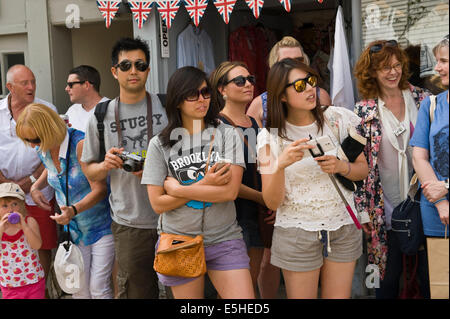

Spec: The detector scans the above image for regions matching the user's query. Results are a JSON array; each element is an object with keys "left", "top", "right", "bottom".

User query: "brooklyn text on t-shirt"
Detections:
[
  {"left": 167, "top": 126, "right": 259, "bottom": 164},
  {"left": 169, "top": 150, "right": 221, "bottom": 174},
  {"left": 109, "top": 114, "right": 165, "bottom": 132}
]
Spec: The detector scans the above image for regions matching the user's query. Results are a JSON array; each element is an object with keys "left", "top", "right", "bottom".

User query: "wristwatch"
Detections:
[
  {"left": 29, "top": 175, "right": 37, "bottom": 184},
  {"left": 445, "top": 178, "right": 449, "bottom": 190}
]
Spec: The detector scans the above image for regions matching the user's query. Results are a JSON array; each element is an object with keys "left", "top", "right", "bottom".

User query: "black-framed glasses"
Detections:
[
  {"left": 24, "top": 137, "right": 41, "bottom": 144},
  {"left": 285, "top": 74, "right": 318, "bottom": 93},
  {"left": 115, "top": 60, "right": 149, "bottom": 72},
  {"left": 225, "top": 75, "right": 256, "bottom": 87},
  {"left": 185, "top": 87, "right": 211, "bottom": 102},
  {"left": 66, "top": 81, "right": 86, "bottom": 88},
  {"left": 369, "top": 40, "right": 398, "bottom": 54}
]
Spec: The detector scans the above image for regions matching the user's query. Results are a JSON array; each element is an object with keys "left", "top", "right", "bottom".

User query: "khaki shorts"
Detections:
[
  {"left": 111, "top": 221, "right": 159, "bottom": 299},
  {"left": 271, "top": 224, "right": 362, "bottom": 272}
]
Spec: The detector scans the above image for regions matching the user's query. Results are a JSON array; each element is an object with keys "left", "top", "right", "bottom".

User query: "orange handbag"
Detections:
[{"left": 153, "top": 233, "right": 207, "bottom": 278}]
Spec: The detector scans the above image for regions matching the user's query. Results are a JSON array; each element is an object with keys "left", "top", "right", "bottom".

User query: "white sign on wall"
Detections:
[{"left": 160, "top": 16, "right": 170, "bottom": 58}]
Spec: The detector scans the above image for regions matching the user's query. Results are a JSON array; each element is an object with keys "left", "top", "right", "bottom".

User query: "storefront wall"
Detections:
[{"left": 136, "top": 0, "right": 354, "bottom": 95}]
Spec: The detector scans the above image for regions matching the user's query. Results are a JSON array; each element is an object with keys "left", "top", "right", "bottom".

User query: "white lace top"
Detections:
[{"left": 257, "top": 106, "right": 370, "bottom": 231}]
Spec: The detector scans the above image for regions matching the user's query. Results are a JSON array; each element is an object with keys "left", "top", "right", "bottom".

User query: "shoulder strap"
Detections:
[
  {"left": 323, "top": 113, "right": 340, "bottom": 144},
  {"left": 94, "top": 99, "right": 111, "bottom": 161},
  {"left": 157, "top": 93, "right": 166, "bottom": 108},
  {"left": 429, "top": 95, "right": 436, "bottom": 124}
]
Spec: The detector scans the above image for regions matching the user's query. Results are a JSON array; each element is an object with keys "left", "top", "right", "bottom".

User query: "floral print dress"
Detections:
[{"left": 354, "top": 84, "right": 429, "bottom": 280}]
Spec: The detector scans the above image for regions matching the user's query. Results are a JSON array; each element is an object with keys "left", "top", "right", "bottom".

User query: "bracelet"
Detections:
[
  {"left": 341, "top": 160, "right": 351, "bottom": 177},
  {"left": 71, "top": 205, "right": 78, "bottom": 216},
  {"left": 433, "top": 197, "right": 448, "bottom": 205}
]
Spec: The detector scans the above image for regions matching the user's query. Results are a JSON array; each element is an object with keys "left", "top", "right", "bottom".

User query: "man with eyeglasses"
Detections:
[
  {"left": 81, "top": 37, "right": 168, "bottom": 299},
  {"left": 0, "top": 64, "right": 58, "bottom": 290},
  {"left": 65, "top": 65, "right": 109, "bottom": 132}
]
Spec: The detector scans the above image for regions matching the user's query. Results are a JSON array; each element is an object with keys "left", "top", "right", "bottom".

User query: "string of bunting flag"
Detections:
[{"left": 97, "top": 0, "right": 326, "bottom": 29}]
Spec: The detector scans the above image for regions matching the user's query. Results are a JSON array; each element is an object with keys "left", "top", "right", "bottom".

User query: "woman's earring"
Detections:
[{"left": 223, "top": 95, "right": 227, "bottom": 101}]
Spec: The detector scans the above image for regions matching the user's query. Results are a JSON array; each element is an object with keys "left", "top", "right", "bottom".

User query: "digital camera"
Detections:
[
  {"left": 306, "top": 135, "right": 335, "bottom": 158},
  {"left": 116, "top": 151, "right": 145, "bottom": 172}
]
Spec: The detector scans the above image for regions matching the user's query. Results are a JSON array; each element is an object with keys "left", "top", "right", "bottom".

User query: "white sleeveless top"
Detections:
[{"left": 257, "top": 106, "right": 370, "bottom": 231}]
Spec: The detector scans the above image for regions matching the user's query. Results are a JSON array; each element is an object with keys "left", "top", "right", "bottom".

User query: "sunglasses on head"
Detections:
[
  {"left": 285, "top": 74, "right": 318, "bottom": 93},
  {"left": 369, "top": 40, "right": 398, "bottom": 54},
  {"left": 66, "top": 81, "right": 87, "bottom": 89},
  {"left": 24, "top": 137, "right": 41, "bottom": 144},
  {"left": 115, "top": 60, "right": 149, "bottom": 72},
  {"left": 225, "top": 75, "right": 256, "bottom": 87},
  {"left": 185, "top": 86, "right": 211, "bottom": 102}
]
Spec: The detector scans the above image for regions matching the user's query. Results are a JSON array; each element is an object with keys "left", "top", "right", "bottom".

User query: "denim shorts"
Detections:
[{"left": 156, "top": 238, "right": 250, "bottom": 287}]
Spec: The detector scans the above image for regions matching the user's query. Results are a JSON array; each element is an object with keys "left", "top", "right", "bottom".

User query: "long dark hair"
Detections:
[
  {"left": 159, "top": 66, "right": 220, "bottom": 147},
  {"left": 266, "top": 58, "right": 327, "bottom": 140}
]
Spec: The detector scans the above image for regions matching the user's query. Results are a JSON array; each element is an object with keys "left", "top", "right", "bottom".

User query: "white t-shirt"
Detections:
[
  {"left": 0, "top": 96, "right": 56, "bottom": 205},
  {"left": 257, "top": 106, "right": 369, "bottom": 231},
  {"left": 65, "top": 97, "right": 109, "bottom": 132}
]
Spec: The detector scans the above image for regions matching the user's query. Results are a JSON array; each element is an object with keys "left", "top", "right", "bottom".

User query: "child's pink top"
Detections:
[{"left": 0, "top": 219, "right": 44, "bottom": 288}]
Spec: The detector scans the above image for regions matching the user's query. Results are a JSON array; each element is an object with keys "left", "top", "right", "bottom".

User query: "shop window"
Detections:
[
  {"left": 0, "top": 52, "right": 25, "bottom": 97},
  {"left": 361, "top": 0, "right": 449, "bottom": 93}
]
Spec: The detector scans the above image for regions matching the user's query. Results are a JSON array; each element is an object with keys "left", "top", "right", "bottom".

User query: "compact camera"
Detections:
[
  {"left": 305, "top": 135, "right": 335, "bottom": 158},
  {"left": 116, "top": 151, "right": 145, "bottom": 172}
]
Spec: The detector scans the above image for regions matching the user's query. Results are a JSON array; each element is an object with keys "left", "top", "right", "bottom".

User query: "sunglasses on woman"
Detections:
[
  {"left": 24, "top": 137, "right": 41, "bottom": 144},
  {"left": 285, "top": 74, "right": 318, "bottom": 93},
  {"left": 185, "top": 87, "right": 211, "bottom": 102},
  {"left": 115, "top": 60, "right": 149, "bottom": 72},
  {"left": 369, "top": 40, "right": 398, "bottom": 54},
  {"left": 225, "top": 75, "right": 256, "bottom": 87}
]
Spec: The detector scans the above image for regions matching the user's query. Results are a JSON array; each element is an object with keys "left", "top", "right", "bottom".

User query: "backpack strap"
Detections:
[
  {"left": 94, "top": 99, "right": 111, "bottom": 162},
  {"left": 429, "top": 95, "right": 436, "bottom": 124},
  {"left": 94, "top": 94, "right": 164, "bottom": 162},
  {"left": 157, "top": 93, "right": 166, "bottom": 108}
]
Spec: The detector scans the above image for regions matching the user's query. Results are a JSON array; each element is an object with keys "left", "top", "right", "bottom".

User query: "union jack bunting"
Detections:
[
  {"left": 213, "top": 0, "right": 236, "bottom": 24},
  {"left": 278, "top": 0, "right": 291, "bottom": 12},
  {"left": 128, "top": 0, "right": 154, "bottom": 29},
  {"left": 96, "top": 0, "right": 121, "bottom": 28},
  {"left": 244, "top": 0, "right": 264, "bottom": 19},
  {"left": 184, "top": 0, "right": 209, "bottom": 27},
  {"left": 155, "top": 0, "right": 180, "bottom": 29}
]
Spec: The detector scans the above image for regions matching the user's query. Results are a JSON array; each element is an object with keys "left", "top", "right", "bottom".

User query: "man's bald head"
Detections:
[
  {"left": 6, "top": 65, "right": 34, "bottom": 84},
  {"left": 6, "top": 65, "right": 36, "bottom": 108}
]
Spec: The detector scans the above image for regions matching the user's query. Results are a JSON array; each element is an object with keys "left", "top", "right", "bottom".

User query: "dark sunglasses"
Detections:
[
  {"left": 115, "top": 60, "right": 149, "bottom": 72},
  {"left": 225, "top": 75, "right": 256, "bottom": 87},
  {"left": 186, "top": 86, "right": 211, "bottom": 102},
  {"left": 369, "top": 40, "right": 398, "bottom": 54},
  {"left": 24, "top": 137, "right": 41, "bottom": 144},
  {"left": 66, "top": 81, "right": 87, "bottom": 89},
  {"left": 285, "top": 74, "right": 318, "bottom": 93}
]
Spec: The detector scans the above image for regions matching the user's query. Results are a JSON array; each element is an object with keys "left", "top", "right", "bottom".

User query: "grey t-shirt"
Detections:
[
  {"left": 141, "top": 123, "right": 246, "bottom": 245},
  {"left": 81, "top": 94, "right": 168, "bottom": 229}
]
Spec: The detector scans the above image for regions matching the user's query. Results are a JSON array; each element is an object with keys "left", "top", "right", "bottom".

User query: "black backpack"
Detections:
[{"left": 93, "top": 94, "right": 166, "bottom": 161}]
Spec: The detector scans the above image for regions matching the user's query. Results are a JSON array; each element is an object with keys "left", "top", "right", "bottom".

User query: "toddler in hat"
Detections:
[{"left": 0, "top": 182, "right": 45, "bottom": 299}]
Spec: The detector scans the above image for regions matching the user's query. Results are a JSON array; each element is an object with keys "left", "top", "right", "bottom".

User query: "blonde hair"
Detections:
[
  {"left": 209, "top": 61, "right": 248, "bottom": 110},
  {"left": 433, "top": 35, "right": 449, "bottom": 56},
  {"left": 268, "top": 36, "right": 310, "bottom": 68},
  {"left": 0, "top": 197, "right": 28, "bottom": 217},
  {"left": 16, "top": 103, "right": 67, "bottom": 152}
]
